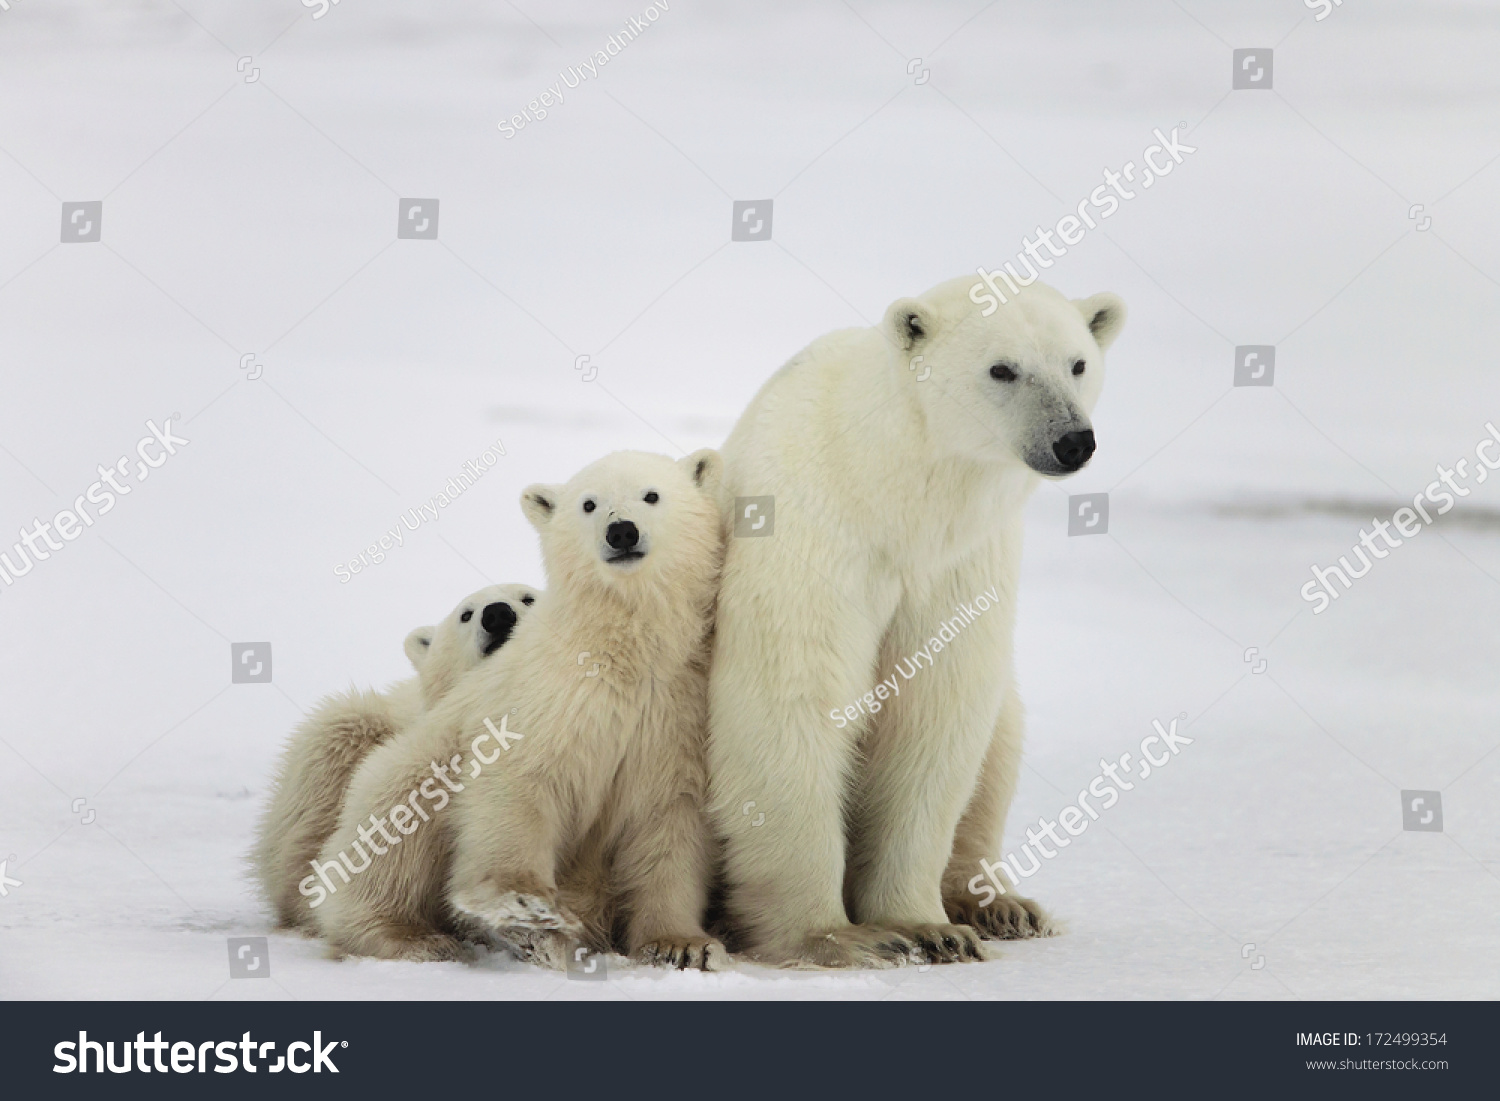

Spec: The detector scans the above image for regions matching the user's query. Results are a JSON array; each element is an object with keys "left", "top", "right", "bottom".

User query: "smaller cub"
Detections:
[{"left": 251, "top": 583, "right": 538, "bottom": 931}]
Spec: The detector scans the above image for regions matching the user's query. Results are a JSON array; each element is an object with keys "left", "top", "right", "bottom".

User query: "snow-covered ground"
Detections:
[{"left": 1, "top": 0, "right": 1498, "bottom": 1000}]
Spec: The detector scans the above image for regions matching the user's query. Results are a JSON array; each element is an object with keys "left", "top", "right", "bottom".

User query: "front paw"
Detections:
[
  {"left": 884, "top": 922, "right": 988, "bottom": 964},
  {"left": 450, "top": 878, "right": 583, "bottom": 937},
  {"left": 499, "top": 929, "right": 575, "bottom": 971},
  {"left": 394, "top": 933, "right": 474, "bottom": 963},
  {"left": 757, "top": 925, "right": 915, "bottom": 970},
  {"left": 635, "top": 935, "right": 730, "bottom": 972},
  {"left": 945, "top": 890, "right": 1057, "bottom": 940}
]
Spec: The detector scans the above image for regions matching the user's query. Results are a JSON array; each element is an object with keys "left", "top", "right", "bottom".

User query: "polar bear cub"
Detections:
[
  {"left": 314, "top": 450, "right": 726, "bottom": 970},
  {"left": 251, "top": 583, "right": 537, "bottom": 931}
]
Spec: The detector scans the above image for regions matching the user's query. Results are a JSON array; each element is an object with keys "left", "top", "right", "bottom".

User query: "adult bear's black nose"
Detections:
[
  {"left": 1052, "top": 429, "right": 1096, "bottom": 471},
  {"left": 480, "top": 602, "right": 517, "bottom": 650},
  {"left": 605, "top": 520, "right": 639, "bottom": 550}
]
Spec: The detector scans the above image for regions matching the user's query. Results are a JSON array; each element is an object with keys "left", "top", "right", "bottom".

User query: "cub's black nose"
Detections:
[
  {"left": 480, "top": 603, "right": 517, "bottom": 654},
  {"left": 481, "top": 601, "right": 516, "bottom": 635},
  {"left": 1052, "top": 429, "right": 1096, "bottom": 471},
  {"left": 605, "top": 520, "right": 640, "bottom": 550}
]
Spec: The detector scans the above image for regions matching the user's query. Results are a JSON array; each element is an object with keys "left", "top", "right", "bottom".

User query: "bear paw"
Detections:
[
  {"left": 385, "top": 933, "right": 473, "bottom": 963},
  {"left": 885, "top": 922, "right": 988, "bottom": 964},
  {"left": 761, "top": 924, "right": 915, "bottom": 970},
  {"left": 945, "top": 891, "right": 1057, "bottom": 940},
  {"left": 501, "top": 929, "right": 575, "bottom": 971},
  {"left": 635, "top": 935, "right": 730, "bottom": 972},
  {"left": 451, "top": 880, "right": 584, "bottom": 937}
]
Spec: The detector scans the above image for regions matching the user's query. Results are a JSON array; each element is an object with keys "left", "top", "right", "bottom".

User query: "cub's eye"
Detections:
[
  {"left": 1072, "top": 360, "right": 1086, "bottom": 376},
  {"left": 990, "top": 364, "right": 1018, "bottom": 382},
  {"left": 643, "top": 491, "right": 659, "bottom": 504},
  {"left": 582, "top": 499, "right": 596, "bottom": 513},
  {"left": 521, "top": 595, "right": 534, "bottom": 606},
  {"left": 460, "top": 610, "right": 473, "bottom": 623}
]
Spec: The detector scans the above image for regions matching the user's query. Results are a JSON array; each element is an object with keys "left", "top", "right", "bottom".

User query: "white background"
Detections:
[{"left": 1, "top": 0, "right": 1497, "bottom": 1000}]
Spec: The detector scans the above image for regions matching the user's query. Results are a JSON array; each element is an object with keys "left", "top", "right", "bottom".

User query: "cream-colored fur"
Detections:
[
  {"left": 707, "top": 276, "right": 1125, "bottom": 967},
  {"left": 314, "top": 450, "right": 727, "bottom": 971},
  {"left": 250, "top": 583, "right": 538, "bottom": 932}
]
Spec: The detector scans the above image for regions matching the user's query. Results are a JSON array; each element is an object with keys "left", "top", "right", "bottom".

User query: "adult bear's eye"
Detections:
[
  {"left": 1072, "top": 360, "right": 1086, "bottom": 376},
  {"left": 521, "top": 594, "right": 535, "bottom": 605},
  {"left": 582, "top": 499, "right": 596, "bottom": 513},
  {"left": 990, "top": 364, "right": 1018, "bottom": 382},
  {"left": 643, "top": 491, "right": 659, "bottom": 504},
  {"left": 460, "top": 610, "right": 473, "bottom": 622}
]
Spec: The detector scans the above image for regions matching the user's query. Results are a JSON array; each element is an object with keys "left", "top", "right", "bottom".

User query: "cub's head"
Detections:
[
  {"left": 884, "top": 276, "right": 1125, "bottom": 476},
  {"left": 521, "top": 449, "right": 722, "bottom": 601},
  {"left": 403, "top": 582, "right": 540, "bottom": 707}
]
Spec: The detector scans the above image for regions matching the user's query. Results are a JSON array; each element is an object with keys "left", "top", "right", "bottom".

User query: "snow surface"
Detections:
[{"left": 1, "top": 0, "right": 1498, "bottom": 1001}]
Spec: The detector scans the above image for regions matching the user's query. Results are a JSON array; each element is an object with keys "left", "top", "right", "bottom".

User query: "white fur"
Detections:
[
  {"left": 250, "top": 583, "right": 537, "bottom": 932},
  {"left": 707, "top": 276, "right": 1125, "bottom": 966},
  {"left": 314, "top": 450, "right": 728, "bottom": 971}
]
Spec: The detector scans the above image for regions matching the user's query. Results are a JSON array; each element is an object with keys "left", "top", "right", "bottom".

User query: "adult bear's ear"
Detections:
[
  {"left": 679, "top": 448, "right": 721, "bottom": 492},
  {"left": 521, "top": 484, "right": 560, "bottom": 529},
  {"left": 883, "top": 297, "right": 932, "bottom": 352},
  {"left": 1075, "top": 293, "right": 1126, "bottom": 352},
  {"left": 403, "top": 627, "right": 433, "bottom": 671}
]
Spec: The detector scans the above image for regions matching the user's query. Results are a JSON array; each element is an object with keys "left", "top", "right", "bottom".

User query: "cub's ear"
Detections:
[
  {"left": 883, "top": 297, "right": 933, "bottom": 352},
  {"left": 521, "top": 484, "right": 561, "bottom": 529},
  {"left": 679, "top": 448, "right": 722, "bottom": 492},
  {"left": 403, "top": 627, "right": 433, "bottom": 671},
  {"left": 1075, "top": 292, "right": 1126, "bottom": 352}
]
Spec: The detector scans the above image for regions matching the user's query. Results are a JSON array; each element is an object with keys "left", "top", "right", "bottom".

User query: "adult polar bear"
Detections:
[{"left": 709, "top": 275, "right": 1125, "bottom": 967}]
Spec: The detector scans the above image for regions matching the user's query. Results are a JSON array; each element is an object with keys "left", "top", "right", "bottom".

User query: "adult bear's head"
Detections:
[
  {"left": 882, "top": 276, "right": 1125, "bottom": 477},
  {"left": 520, "top": 448, "right": 723, "bottom": 606}
]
